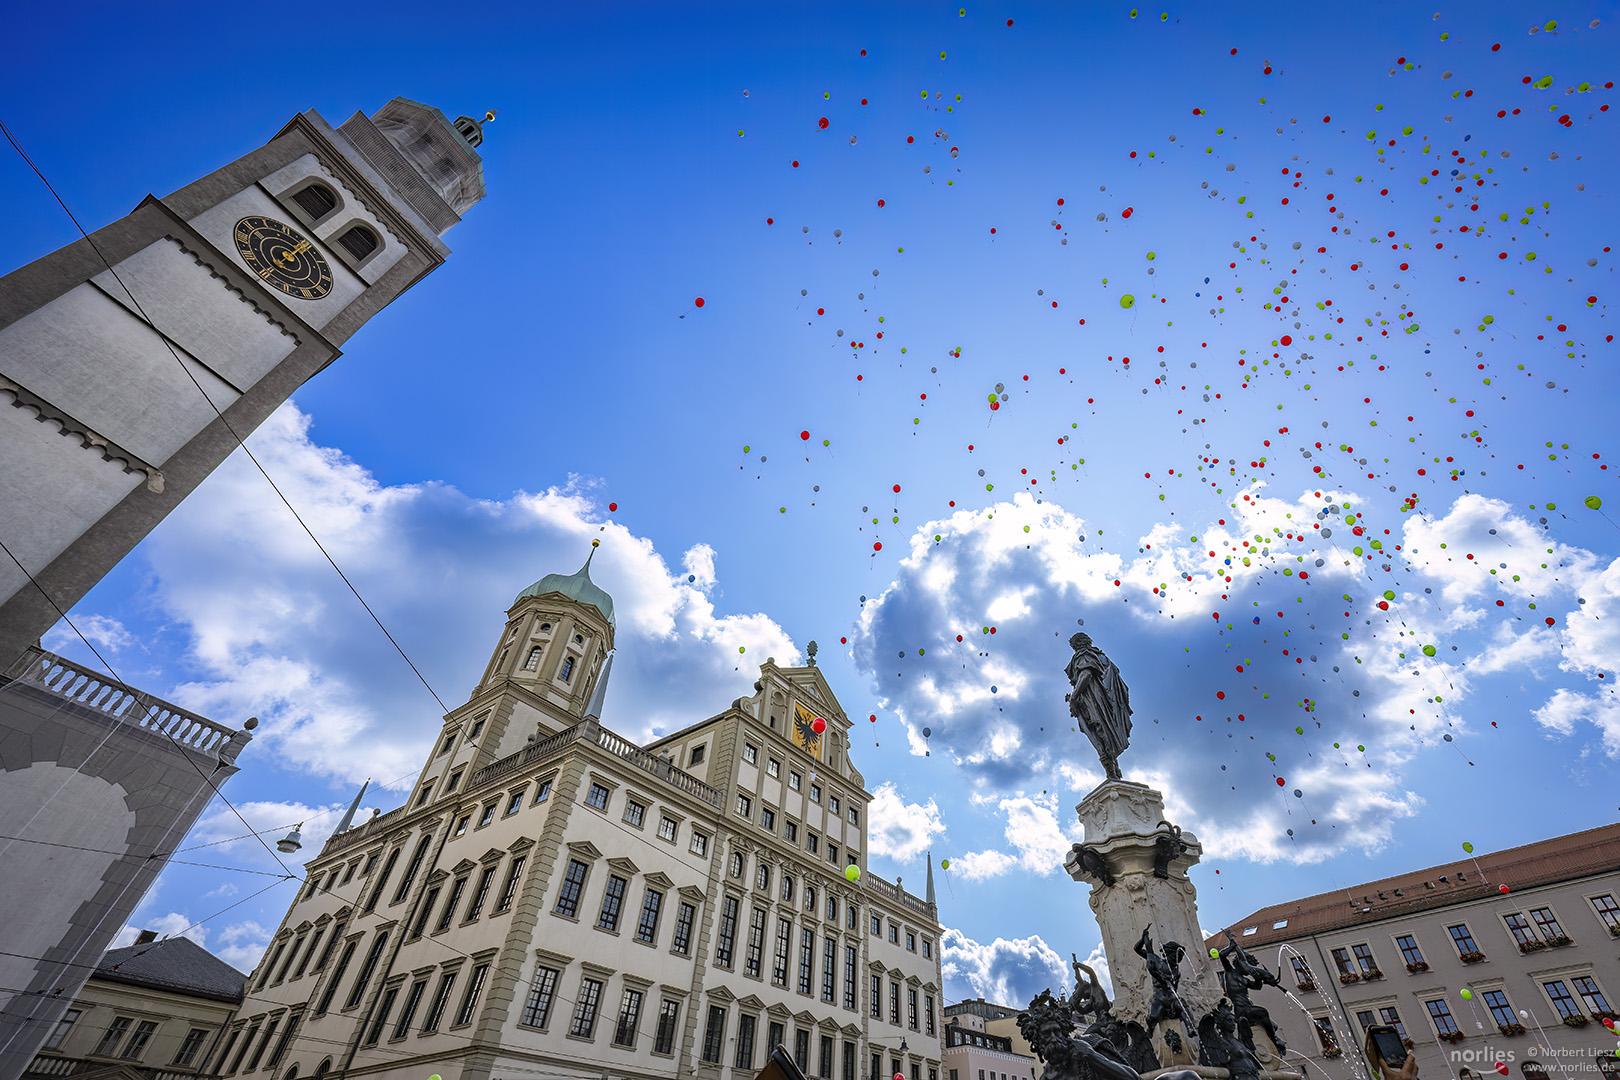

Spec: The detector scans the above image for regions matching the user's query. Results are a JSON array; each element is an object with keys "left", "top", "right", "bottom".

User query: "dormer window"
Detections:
[
  {"left": 292, "top": 183, "right": 337, "bottom": 221},
  {"left": 559, "top": 656, "right": 575, "bottom": 682},
  {"left": 523, "top": 646, "right": 542, "bottom": 670},
  {"left": 337, "top": 225, "right": 379, "bottom": 261}
]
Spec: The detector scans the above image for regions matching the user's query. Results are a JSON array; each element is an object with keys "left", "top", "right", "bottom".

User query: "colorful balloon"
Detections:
[
  {"left": 812, "top": 716, "right": 827, "bottom": 735},
  {"left": 1120, "top": 294, "right": 1136, "bottom": 309},
  {"left": 1462, "top": 842, "right": 1474, "bottom": 853},
  {"left": 845, "top": 864, "right": 861, "bottom": 882}
]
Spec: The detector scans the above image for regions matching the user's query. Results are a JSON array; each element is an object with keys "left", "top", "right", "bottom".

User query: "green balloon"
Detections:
[
  {"left": 941, "top": 859, "right": 950, "bottom": 869},
  {"left": 1120, "top": 294, "right": 1136, "bottom": 309},
  {"left": 1461, "top": 989, "right": 1473, "bottom": 1001},
  {"left": 1587, "top": 495, "right": 1603, "bottom": 510},
  {"left": 845, "top": 864, "right": 860, "bottom": 882},
  {"left": 1423, "top": 645, "right": 1437, "bottom": 657},
  {"left": 1210, "top": 948, "right": 1221, "bottom": 958},
  {"left": 1462, "top": 842, "right": 1474, "bottom": 853}
]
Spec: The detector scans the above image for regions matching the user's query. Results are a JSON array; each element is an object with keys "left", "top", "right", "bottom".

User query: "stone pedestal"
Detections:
[{"left": 1064, "top": 781, "right": 1223, "bottom": 1031}]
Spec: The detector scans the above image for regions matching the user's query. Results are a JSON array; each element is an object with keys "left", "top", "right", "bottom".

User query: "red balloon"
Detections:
[
  {"left": 1496, "top": 1065, "right": 1510, "bottom": 1076},
  {"left": 873, "top": 542, "right": 883, "bottom": 552},
  {"left": 812, "top": 717, "right": 827, "bottom": 735},
  {"left": 608, "top": 502, "right": 618, "bottom": 512},
  {"left": 893, "top": 484, "right": 902, "bottom": 493},
  {"left": 1276, "top": 777, "right": 1286, "bottom": 786},
  {"left": 870, "top": 714, "right": 877, "bottom": 722},
  {"left": 1499, "top": 884, "right": 1510, "bottom": 894},
  {"left": 1280, "top": 334, "right": 1292, "bottom": 346},
  {"left": 800, "top": 430, "right": 811, "bottom": 440},
  {"left": 694, "top": 297, "right": 705, "bottom": 307},
  {"left": 819, "top": 117, "right": 830, "bottom": 129}
]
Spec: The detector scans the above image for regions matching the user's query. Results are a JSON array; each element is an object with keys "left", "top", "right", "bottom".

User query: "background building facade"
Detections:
[
  {"left": 0, "top": 96, "right": 486, "bottom": 667},
  {"left": 1207, "top": 824, "right": 1620, "bottom": 1080},
  {"left": 218, "top": 552, "right": 945, "bottom": 1080},
  {"left": 941, "top": 1004, "right": 1036, "bottom": 1080}
]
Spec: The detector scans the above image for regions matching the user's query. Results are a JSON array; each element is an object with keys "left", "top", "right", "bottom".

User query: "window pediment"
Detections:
[
  {"left": 451, "top": 858, "right": 477, "bottom": 874},
  {"left": 581, "top": 961, "right": 615, "bottom": 978},
  {"left": 793, "top": 1010, "right": 817, "bottom": 1025},
  {"left": 661, "top": 984, "right": 691, "bottom": 998},
  {"left": 645, "top": 871, "right": 676, "bottom": 889},
  {"left": 534, "top": 948, "right": 573, "bottom": 968},
  {"left": 607, "top": 856, "right": 640, "bottom": 876},
  {"left": 510, "top": 836, "right": 536, "bottom": 854},
  {"left": 737, "top": 994, "right": 765, "bottom": 1010},
  {"left": 426, "top": 869, "right": 450, "bottom": 884},
  {"left": 479, "top": 848, "right": 505, "bottom": 865},
  {"left": 678, "top": 885, "right": 706, "bottom": 903},
  {"left": 708, "top": 986, "right": 737, "bottom": 1003},
  {"left": 568, "top": 840, "right": 605, "bottom": 861},
  {"left": 765, "top": 1002, "right": 793, "bottom": 1019}
]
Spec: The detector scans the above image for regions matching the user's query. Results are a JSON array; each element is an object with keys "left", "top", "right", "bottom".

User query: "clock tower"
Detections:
[{"left": 0, "top": 98, "right": 488, "bottom": 665}]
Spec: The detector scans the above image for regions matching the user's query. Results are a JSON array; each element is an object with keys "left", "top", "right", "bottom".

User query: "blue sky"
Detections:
[{"left": 2, "top": 1, "right": 1617, "bottom": 1001}]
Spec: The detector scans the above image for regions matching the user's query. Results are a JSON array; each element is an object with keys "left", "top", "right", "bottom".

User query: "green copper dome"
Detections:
[{"left": 515, "top": 544, "right": 615, "bottom": 626}]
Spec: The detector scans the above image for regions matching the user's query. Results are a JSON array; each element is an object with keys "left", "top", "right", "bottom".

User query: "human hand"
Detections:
[{"left": 1397, "top": 1053, "right": 1420, "bottom": 1080}]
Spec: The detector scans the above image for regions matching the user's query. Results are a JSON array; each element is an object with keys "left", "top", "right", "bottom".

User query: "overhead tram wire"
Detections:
[{"left": 0, "top": 117, "right": 450, "bottom": 718}]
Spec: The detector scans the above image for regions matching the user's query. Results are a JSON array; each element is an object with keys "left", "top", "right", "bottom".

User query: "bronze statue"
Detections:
[
  {"left": 1198, "top": 999, "right": 1262, "bottom": 1080},
  {"left": 1152, "top": 822, "right": 1188, "bottom": 879},
  {"left": 1066, "top": 633, "right": 1133, "bottom": 781},
  {"left": 1070, "top": 954, "right": 1113, "bottom": 1023},
  {"left": 1070, "top": 844, "right": 1116, "bottom": 888},
  {"left": 1220, "top": 932, "right": 1287, "bottom": 1055},
  {"left": 1134, "top": 927, "right": 1195, "bottom": 1039},
  {"left": 1019, "top": 988, "right": 1202, "bottom": 1080}
]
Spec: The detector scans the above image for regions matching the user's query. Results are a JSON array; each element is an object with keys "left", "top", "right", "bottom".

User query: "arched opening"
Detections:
[
  {"left": 291, "top": 183, "right": 337, "bottom": 220},
  {"left": 337, "top": 225, "right": 379, "bottom": 261}
]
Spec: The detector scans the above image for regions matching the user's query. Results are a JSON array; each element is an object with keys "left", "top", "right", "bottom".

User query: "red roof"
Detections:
[{"left": 1205, "top": 821, "right": 1620, "bottom": 951}]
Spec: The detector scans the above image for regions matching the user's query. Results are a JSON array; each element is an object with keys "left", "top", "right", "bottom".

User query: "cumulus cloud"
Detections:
[
  {"left": 214, "top": 922, "right": 271, "bottom": 972},
  {"left": 852, "top": 489, "right": 1617, "bottom": 867},
  {"left": 867, "top": 783, "right": 946, "bottom": 860},
  {"left": 941, "top": 927, "right": 1068, "bottom": 1007},
  {"left": 44, "top": 613, "right": 133, "bottom": 655},
  {"left": 111, "top": 912, "right": 207, "bottom": 949},
  {"left": 114, "top": 403, "right": 798, "bottom": 788}
]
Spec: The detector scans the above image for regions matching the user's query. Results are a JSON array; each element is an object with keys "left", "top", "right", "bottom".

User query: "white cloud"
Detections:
[
  {"left": 941, "top": 927, "right": 1068, "bottom": 1007},
  {"left": 867, "top": 783, "right": 946, "bottom": 861},
  {"left": 1534, "top": 688, "right": 1620, "bottom": 759},
  {"left": 44, "top": 613, "right": 133, "bottom": 654},
  {"left": 117, "top": 403, "right": 798, "bottom": 788},
  {"left": 111, "top": 912, "right": 207, "bottom": 949},
  {"left": 214, "top": 921, "right": 272, "bottom": 973}
]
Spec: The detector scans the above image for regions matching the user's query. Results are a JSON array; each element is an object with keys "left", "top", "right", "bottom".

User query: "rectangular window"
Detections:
[
  {"left": 1356, "top": 1010, "right": 1377, "bottom": 1033},
  {"left": 598, "top": 875, "right": 628, "bottom": 931},
  {"left": 394, "top": 980, "right": 427, "bottom": 1039},
  {"left": 422, "top": 971, "right": 458, "bottom": 1033},
  {"left": 637, "top": 889, "right": 664, "bottom": 944},
  {"left": 785, "top": 821, "right": 798, "bottom": 842},
  {"left": 122, "top": 1020, "right": 158, "bottom": 1061},
  {"left": 555, "top": 860, "right": 589, "bottom": 918},
  {"left": 505, "top": 790, "right": 524, "bottom": 816},
  {"left": 495, "top": 855, "right": 527, "bottom": 913},
  {"left": 716, "top": 896, "right": 740, "bottom": 967},
  {"left": 438, "top": 878, "right": 469, "bottom": 931},
  {"left": 773, "top": 918, "right": 793, "bottom": 985},
  {"left": 257, "top": 944, "right": 285, "bottom": 990},
  {"left": 799, "top": 928, "right": 815, "bottom": 994},
  {"left": 465, "top": 866, "right": 497, "bottom": 920},
  {"left": 613, "top": 988, "right": 644, "bottom": 1047},
  {"left": 1504, "top": 912, "right": 1537, "bottom": 946},
  {"left": 735, "top": 1014, "right": 757, "bottom": 1068},
  {"left": 871, "top": 975, "right": 882, "bottom": 1018},
  {"left": 738, "top": 793, "right": 753, "bottom": 818},
  {"left": 655, "top": 1001, "right": 680, "bottom": 1055},
  {"left": 690, "top": 832, "right": 710, "bottom": 857},
  {"left": 845, "top": 945, "right": 858, "bottom": 1009},
  {"left": 453, "top": 963, "right": 489, "bottom": 1027},
  {"left": 534, "top": 778, "right": 553, "bottom": 804},
  {"left": 672, "top": 902, "right": 696, "bottom": 955},
  {"left": 587, "top": 783, "right": 610, "bottom": 810},
  {"left": 746, "top": 906, "right": 766, "bottom": 978},
  {"left": 820, "top": 1034, "right": 835, "bottom": 1079},
  {"left": 1313, "top": 1016, "right": 1338, "bottom": 1053},
  {"left": 849, "top": 807, "right": 860, "bottom": 826},
  {"left": 823, "top": 936, "right": 838, "bottom": 1002},
  {"left": 1592, "top": 894, "right": 1620, "bottom": 933},
  {"left": 1377, "top": 1007, "right": 1408, "bottom": 1041},
  {"left": 314, "top": 939, "right": 357, "bottom": 1015},
  {"left": 689, "top": 744, "right": 706, "bottom": 766},
  {"left": 830, "top": 795, "right": 840, "bottom": 814},
  {"left": 810, "top": 784, "right": 822, "bottom": 803},
  {"left": 1396, "top": 935, "right": 1424, "bottom": 966},
  {"left": 807, "top": 833, "right": 819, "bottom": 855},
  {"left": 874, "top": 1054, "right": 884, "bottom": 1080},
  {"left": 907, "top": 931, "right": 917, "bottom": 952},
  {"left": 227, "top": 1025, "right": 257, "bottom": 1073},
  {"left": 795, "top": 1030, "right": 810, "bottom": 1071},
  {"left": 624, "top": 799, "right": 646, "bottom": 827},
  {"left": 171, "top": 1026, "right": 207, "bottom": 1066},
  {"left": 908, "top": 988, "right": 919, "bottom": 1030},
  {"left": 1426, "top": 998, "right": 1460, "bottom": 1037},
  {"left": 890, "top": 983, "right": 901, "bottom": 1025},
  {"left": 570, "top": 977, "right": 604, "bottom": 1039},
  {"left": 889, "top": 923, "right": 899, "bottom": 944},
  {"left": 366, "top": 988, "right": 398, "bottom": 1045},
  {"left": 1448, "top": 923, "right": 1478, "bottom": 953},
  {"left": 828, "top": 844, "right": 840, "bottom": 865},
  {"left": 848, "top": 904, "right": 859, "bottom": 932},
  {"left": 1482, "top": 990, "right": 1516, "bottom": 1029},
  {"left": 770, "top": 1021, "right": 786, "bottom": 1052},
  {"left": 1530, "top": 907, "right": 1565, "bottom": 939},
  {"left": 872, "top": 915, "right": 882, "bottom": 936},
  {"left": 702, "top": 1005, "right": 727, "bottom": 1064},
  {"left": 453, "top": 816, "right": 469, "bottom": 838},
  {"left": 1290, "top": 956, "right": 1314, "bottom": 987},
  {"left": 768, "top": 758, "right": 781, "bottom": 778},
  {"left": 744, "top": 744, "right": 759, "bottom": 765},
  {"left": 1330, "top": 947, "right": 1353, "bottom": 976},
  {"left": 416, "top": 784, "right": 433, "bottom": 807},
  {"left": 1352, "top": 943, "right": 1378, "bottom": 974},
  {"left": 659, "top": 816, "right": 678, "bottom": 842},
  {"left": 521, "top": 967, "right": 560, "bottom": 1028},
  {"left": 477, "top": 803, "right": 496, "bottom": 827},
  {"left": 926, "top": 994, "right": 936, "bottom": 1035},
  {"left": 923, "top": 938, "right": 933, "bottom": 959},
  {"left": 761, "top": 807, "right": 776, "bottom": 830},
  {"left": 844, "top": 1041, "right": 857, "bottom": 1080},
  {"left": 1573, "top": 976, "right": 1611, "bottom": 1015},
  {"left": 364, "top": 848, "right": 399, "bottom": 912},
  {"left": 1543, "top": 980, "right": 1582, "bottom": 1021},
  {"left": 789, "top": 771, "right": 801, "bottom": 791},
  {"left": 345, "top": 929, "right": 391, "bottom": 1009}
]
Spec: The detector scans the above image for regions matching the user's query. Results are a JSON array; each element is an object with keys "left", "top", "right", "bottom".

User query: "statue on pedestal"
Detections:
[
  {"left": 1135, "top": 927, "right": 1196, "bottom": 1040},
  {"left": 1198, "top": 999, "right": 1262, "bottom": 1080},
  {"left": 1066, "top": 633, "right": 1133, "bottom": 781},
  {"left": 1219, "top": 932, "right": 1287, "bottom": 1056}
]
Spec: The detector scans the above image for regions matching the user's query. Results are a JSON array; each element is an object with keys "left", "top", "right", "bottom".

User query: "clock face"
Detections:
[
  {"left": 233, "top": 216, "right": 334, "bottom": 301},
  {"left": 792, "top": 701, "right": 824, "bottom": 760}
]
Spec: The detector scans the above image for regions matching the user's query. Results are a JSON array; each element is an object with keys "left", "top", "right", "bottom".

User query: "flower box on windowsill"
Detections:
[
  {"left": 1609, "top": 924, "right": 1620, "bottom": 938},
  {"left": 1339, "top": 973, "right": 1361, "bottom": 985},
  {"left": 1440, "top": 1032, "right": 1467, "bottom": 1045},
  {"left": 1323, "top": 1048, "right": 1344, "bottom": 1059},
  {"left": 1459, "top": 951, "right": 1487, "bottom": 964},
  {"left": 1363, "top": 969, "right": 1385, "bottom": 981},
  {"left": 1545, "top": 935, "right": 1574, "bottom": 948},
  {"left": 1296, "top": 982, "right": 1318, "bottom": 993},
  {"left": 1518, "top": 940, "right": 1547, "bottom": 953},
  {"left": 1406, "top": 961, "right": 1430, "bottom": 974},
  {"left": 1562, "top": 1015, "right": 1589, "bottom": 1029},
  {"left": 1402, "top": 1039, "right": 1416, "bottom": 1051},
  {"left": 1497, "top": 1024, "right": 1527, "bottom": 1038}
]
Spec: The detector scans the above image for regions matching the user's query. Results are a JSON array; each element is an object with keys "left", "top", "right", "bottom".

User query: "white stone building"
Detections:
[
  {"left": 214, "top": 548, "right": 945, "bottom": 1080},
  {"left": 940, "top": 1004, "right": 1037, "bottom": 1080}
]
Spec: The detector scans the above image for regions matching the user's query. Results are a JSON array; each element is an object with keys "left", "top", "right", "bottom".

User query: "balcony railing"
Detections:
[
  {"left": 865, "top": 872, "right": 938, "bottom": 921},
  {"left": 320, "top": 805, "right": 408, "bottom": 858},
  {"left": 3, "top": 646, "right": 240, "bottom": 760}
]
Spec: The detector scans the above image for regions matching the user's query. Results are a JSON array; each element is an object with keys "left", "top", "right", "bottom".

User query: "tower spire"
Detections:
[
  {"left": 584, "top": 652, "right": 614, "bottom": 721},
  {"left": 925, "top": 851, "right": 937, "bottom": 907},
  {"left": 333, "top": 778, "right": 370, "bottom": 835}
]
